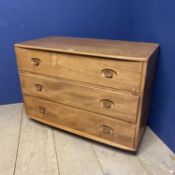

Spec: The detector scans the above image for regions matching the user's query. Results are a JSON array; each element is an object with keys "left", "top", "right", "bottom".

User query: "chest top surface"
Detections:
[{"left": 15, "top": 36, "right": 159, "bottom": 62}]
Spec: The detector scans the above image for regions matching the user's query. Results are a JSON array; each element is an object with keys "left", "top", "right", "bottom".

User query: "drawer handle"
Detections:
[
  {"left": 101, "top": 69, "right": 117, "bottom": 79},
  {"left": 38, "top": 107, "right": 47, "bottom": 114},
  {"left": 100, "top": 125, "right": 113, "bottom": 135},
  {"left": 100, "top": 99, "right": 114, "bottom": 109},
  {"left": 31, "top": 58, "right": 40, "bottom": 66},
  {"left": 34, "top": 84, "right": 43, "bottom": 92}
]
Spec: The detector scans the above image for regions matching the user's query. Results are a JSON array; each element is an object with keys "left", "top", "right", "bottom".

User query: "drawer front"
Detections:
[
  {"left": 16, "top": 48, "right": 143, "bottom": 93},
  {"left": 20, "top": 73, "right": 139, "bottom": 123},
  {"left": 24, "top": 96, "right": 136, "bottom": 148}
]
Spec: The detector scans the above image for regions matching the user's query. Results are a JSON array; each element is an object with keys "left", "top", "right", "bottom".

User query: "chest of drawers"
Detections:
[{"left": 15, "top": 36, "right": 159, "bottom": 151}]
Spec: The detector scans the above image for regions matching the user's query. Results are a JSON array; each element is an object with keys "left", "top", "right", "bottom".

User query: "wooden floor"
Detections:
[{"left": 0, "top": 103, "right": 175, "bottom": 175}]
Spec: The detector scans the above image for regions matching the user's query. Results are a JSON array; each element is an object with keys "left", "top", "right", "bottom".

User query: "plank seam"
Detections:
[
  {"left": 13, "top": 105, "right": 24, "bottom": 175},
  {"left": 91, "top": 142, "right": 105, "bottom": 175},
  {"left": 53, "top": 129, "right": 61, "bottom": 175}
]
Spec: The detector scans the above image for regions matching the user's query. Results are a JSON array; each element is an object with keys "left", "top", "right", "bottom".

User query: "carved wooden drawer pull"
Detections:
[
  {"left": 101, "top": 69, "right": 117, "bottom": 79},
  {"left": 31, "top": 58, "right": 40, "bottom": 66},
  {"left": 38, "top": 107, "right": 47, "bottom": 114},
  {"left": 34, "top": 84, "right": 43, "bottom": 92},
  {"left": 100, "top": 99, "right": 114, "bottom": 109},
  {"left": 100, "top": 125, "right": 113, "bottom": 135}
]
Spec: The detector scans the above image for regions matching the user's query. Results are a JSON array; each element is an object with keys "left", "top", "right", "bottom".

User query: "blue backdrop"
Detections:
[{"left": 0, "top": 0, "right": 175, "bottom": 152}]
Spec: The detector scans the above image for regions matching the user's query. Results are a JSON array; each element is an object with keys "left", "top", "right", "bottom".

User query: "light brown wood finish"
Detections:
[
  {"left": 134, "top": 50, "right": 158, "bottom": 149},
  {"left": 16, "top": 47, "right": 143, "bottom": 93},
  {"left": 15, "top": 36, "right": 159, "bottom": 151},
  {"left": 24, "top": 96, "right": 136, "bottom": 149},
  {"left": 20, "top": 73, "right": 139, "bottom": 123},
  {"left": 15, "top": 36, "right": 159, "bottom": 62}
]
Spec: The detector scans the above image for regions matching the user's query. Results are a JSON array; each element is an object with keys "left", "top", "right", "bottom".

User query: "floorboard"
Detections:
[
  {"left": 93, "top": 143, "right": 148, "bottom": 175},
  {"left": 53, "top": 130, "right": 104, "bottom": 175},
  {"left": 0, "top": 103, "right": 174, "bottom": 175},
  {"left": 14, "top": 110, "right": 59, "bottom": 175},
  {"left": 0, "top": 103, "right": 22, "bottom": 175},
  {"left": 138, "top": 128, "right": 175, "bottom": 175}
]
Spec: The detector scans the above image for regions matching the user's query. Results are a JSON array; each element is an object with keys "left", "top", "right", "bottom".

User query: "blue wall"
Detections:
[
  {"left": 122, "top": 0, "right": 175, "bottom": 153},
  {"left": 0, "top": 0, "right": 175, "bottom": 152},
  {"left": 0, "top": 0, "right": 123, "bottom": 104}
]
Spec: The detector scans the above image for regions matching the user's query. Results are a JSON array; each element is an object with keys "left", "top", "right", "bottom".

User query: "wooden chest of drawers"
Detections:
[{"left": 15, "top": 36, "right": 159, "bottom": 151}]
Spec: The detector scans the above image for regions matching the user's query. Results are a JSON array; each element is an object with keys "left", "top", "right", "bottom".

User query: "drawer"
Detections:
[
  {"left": 24, "top": 96, "right": 136, "bottom": 148},
  {"left": 16, "top": 48, "right": 143, "bottom": 93},
  {"left": 20, "top": 73, "right": 139, "bottom": 123}
]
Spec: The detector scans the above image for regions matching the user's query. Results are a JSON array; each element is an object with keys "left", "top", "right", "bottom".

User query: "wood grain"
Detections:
[
  {"left": 54, "top": 130, "right": 103, "bottom": 175},
  {"left": 20, "top": 72, "right": 139, "bottom": 123},
  {"left": 134, "top": 49, "right": 159, "bottom": 149},
  {"left": 14, "top": 109, "right": 59, "bottom": 175},
  {"left": 93, "top": 144, "right": 148, "bottom": 175},
  {"left": 1, "top": 103, "right": 174, "bottom": 175},
  {"left": 0, "top": 103, "right": 22, "bottom": 175},
  {"left": 24, "top": 96, "right": 136, "bottom": 149},
  {"left": 15, "top": 47, "right": 143, "bottom": 93},
  {"left": 138, "top": 128, "right": 175, "bottom": 175},
  {"left": 15, "top": 36, "right": 159, "bottom": 62},
  {"left": 15, "top": 36, "right": 159, "bottom": 151}
]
